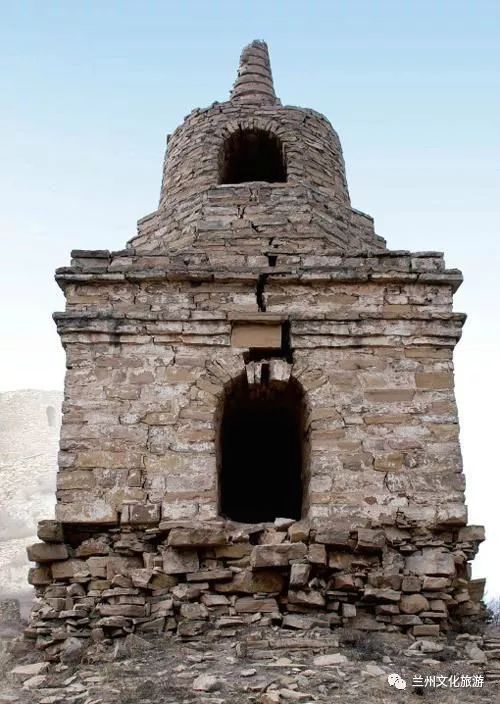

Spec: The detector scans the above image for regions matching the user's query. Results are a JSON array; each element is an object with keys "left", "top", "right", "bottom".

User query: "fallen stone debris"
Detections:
[
  {"left": 2, "top": 602, "right": 500, "bottom": 704},
  {"left": 23, "top": 517, "right": 485, "bottom": 660}
]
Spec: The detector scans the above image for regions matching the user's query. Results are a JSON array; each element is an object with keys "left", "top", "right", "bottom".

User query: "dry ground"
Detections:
[{"left": 1, "top": 616, "right": 498, "bottom": 704}]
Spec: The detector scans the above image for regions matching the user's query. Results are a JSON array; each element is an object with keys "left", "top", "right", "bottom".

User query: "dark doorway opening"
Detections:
[
  {"left": 219, "top": 129, "right": 286, "bottom": 184},
  {"left": 46, "top": 406, "right": 56, "bottom": 427},
  {"left": 219, "top": 375, "right": 304, "bottom": 523}
]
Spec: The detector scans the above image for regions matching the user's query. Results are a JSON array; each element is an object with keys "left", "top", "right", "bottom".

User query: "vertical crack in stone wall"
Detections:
[{"left": 256, "top": 274, "right": 268, "bottom": 312}]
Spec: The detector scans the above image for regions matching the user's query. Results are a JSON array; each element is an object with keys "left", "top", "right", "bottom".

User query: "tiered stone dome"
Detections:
[{"left": 129, "top": 41, "right": 386, "bottom": 256}]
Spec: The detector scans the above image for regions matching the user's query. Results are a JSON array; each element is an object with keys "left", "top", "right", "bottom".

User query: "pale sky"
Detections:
[{"left": 0, "top": 1, "right": 499, "bottom": 592}]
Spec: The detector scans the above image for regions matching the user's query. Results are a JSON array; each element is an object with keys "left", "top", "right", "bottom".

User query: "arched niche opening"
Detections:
[
  {"left": 219, "top": 129, "right": 287, "bottom": 184},
  {"left": 218, "top": 374, "right": 306, "bottom": 523},
  {"left": 46, "top": 406, "right": 56, "bottom": 428}
]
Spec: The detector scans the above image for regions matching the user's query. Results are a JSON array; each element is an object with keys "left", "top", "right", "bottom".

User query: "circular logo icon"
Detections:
[{"left": 387, "top": 673, "right": 407, "bottom": 690}]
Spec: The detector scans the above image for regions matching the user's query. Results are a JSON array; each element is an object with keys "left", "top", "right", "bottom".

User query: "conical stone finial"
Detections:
[{"left": 230, "top": 40, "right": 279, "bottom": 104}]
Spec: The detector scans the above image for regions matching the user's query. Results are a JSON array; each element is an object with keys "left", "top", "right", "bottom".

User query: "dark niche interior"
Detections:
[
  {"left": 219, "top": 375, "right": 304, "bottom": 523},
  {"left": 219, "top": 129, "right": 287, "bottom": 184}
]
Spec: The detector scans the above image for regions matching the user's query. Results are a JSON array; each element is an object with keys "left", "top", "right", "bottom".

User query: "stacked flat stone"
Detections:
[
  {"left": 131, "top": 41, "right": 383, "bottom": 253},
  {"left": 26, "top": 40, "right": 485, "bottom": 657},
  {"left": 230, "top": 40, "right": 279, "bottom": 104},
  {"left": 26, "top": 518, "right": 484, "bottom": 659}
]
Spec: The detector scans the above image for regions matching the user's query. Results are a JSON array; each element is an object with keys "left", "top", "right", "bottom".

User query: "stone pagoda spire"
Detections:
[
  {"left": 25, "top": 38, "right": 485, "bottom": 658},
  {"left": 230, "top": 39, "right": 280, "bottom": 104}
]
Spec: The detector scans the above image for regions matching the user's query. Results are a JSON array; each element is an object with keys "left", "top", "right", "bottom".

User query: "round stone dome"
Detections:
[{"left": 129, "top": 41, "right": 385, "bottom": 255}]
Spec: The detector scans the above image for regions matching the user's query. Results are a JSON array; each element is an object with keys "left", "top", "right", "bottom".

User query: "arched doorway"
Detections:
[{"left": 218, "top": 375, "right": 305, "bottom": 523}]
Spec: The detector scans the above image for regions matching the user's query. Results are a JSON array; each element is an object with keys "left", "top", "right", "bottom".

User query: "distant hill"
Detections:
[{"left": 0, "top": 390, "right": 62, "bottom": 607}]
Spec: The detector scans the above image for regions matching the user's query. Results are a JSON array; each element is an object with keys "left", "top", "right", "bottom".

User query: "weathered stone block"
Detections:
[
  {"left": 259, "top": 528, "right": 286, "bottom": 545},
  {"left": 401, "top": 576, "right": 421, "bottom": 593},
  {"left": 342, "top": 603, "right": 356, "bottom": 618},
  {"left": 234, "top": 597, "right": 279, "bottom": 613},
  {"left": 214, "top": 544, "right": 252, "bottom": 559},
  {"left": 75, "top": 537, "right": 110, "bottom": 557},
  {"left": 334, "top": 574, "right": 356, "bottom": 590},
  {"left": 180, "top": 603, "right": 209, "bottom": 620},
  {"left": 121, "top": 503, "right": 160, "bottom": 525},
  {"left": 142, "top": 408, "right": 177, "bottom": 425},
  {"left": 356, "top": 529, "right": 385, "bottom": 552},
  {"left": 26, "top": 542, "right": 68, "bottom": 563},
  {"left": 413, "top": 624, "right": 440, "bottom": 637},
  {"left": 363, "top": 586, "right": 401, "bottom": 602},
  {"left": 458, "top": 525, "right": 485, "bottom": 542},
  {"left": 215, "top": 570, "right": 285, "bottom": 594},
  {"left": 150, "top": 573, "right": 177, "bottom": 590},
  {"left": 374, "top": 453, "right": 404, "bottom": 472},
  {"left": 201, "top": 594, "right": 230, "bottom": 607},
  {"left": 231, "top": 323, "right": 282, "bottom": 348},
  {"left": 87, "top": 557, "right": 108, "bottom": 578},
  {"left": 282, "top": 614, "right": 324, "bottom": 629},
  {"left": 130, "top": 568, "right": 153, "bottom": 588},
  {"left": 150, "top": 598, "right": 174, "bottom": 616},
  {"left": 177, "top": 619, "right": 207, "bottom": 637},
  {"left": 429, "top": 599, "right": 447, "bottom": 612},
  {"left": 365, "top": 390, "right": 415, "bottom": 402},
  {"left": 392, "top": 614, "right": 422, "bottom": 626},
  {"left": 288, "top": 589, "right": 325, "bottom": 607},
  {"left": 435, "top": 504, "right": 467, "bottom": 526},
  {"left": 250, "top": 543, "right": 307, "bottom": 568},
  {"left": 399, "top": 594, "right": 429, "bottom": 614},
  {"left": 37, "top": 520, "right": 64, "bottom": 543},
  {"left": 290, "top": 564, "right": 310, "bottom": 587},
  {"left": 28, "top": 567, "right": 51, "bottom": 585},
  {"left": 57, "top": 470, "right": 95, "bottom": 490},
  {"left": 186, "top": 569, "right": 232, "bottom": 582},
  {"left": 415, "top": 372, "right": 453, "bottom": 389},
  {"left": 77, "top": 450, "right": 142, "bottom": 469},
  {"left": 288, "top": 520, "right": 310, "bottom": 542},
  {"left": 56, "top": 500, "right": 118, "bottom": 524},
  {"left": 167, "top": 526, "right": 227, "bottom": 547},
  {"left": 106, "top": 555, "right": 143, "bottom": 580},
  {"left": 51, "top": 559, "right": 90, "bottom": 580},
  {"left": 406, "top": 549, "right": 455, "bottom": 578},
  {"left": 315, "top": 529, "right": 352, "bottom": 548},
  {"left": 422, "top": 576, "right": 451, "bottom": 590},
  {"left": 308, "top": 544, "right": 327, "bottom": 565},
  {"left": 162, "top": 547, "right": 199, "bottom": 575},
  {"left": 468, "top": 578, "right": 486, "bottom": 602},
  {"left": 98, "top": 604, "right": 145, "bottom": 617}
]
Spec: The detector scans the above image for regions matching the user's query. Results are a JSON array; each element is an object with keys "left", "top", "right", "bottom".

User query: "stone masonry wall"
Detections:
[
  {"left": 26, "top": 518, "right": 484, "bottom": 661},
  {"left": 50, "top": 252, "right": 466, "bottom": 528},
  {"left": 25, "top": 41, "right": 485, "bottom": 656}
]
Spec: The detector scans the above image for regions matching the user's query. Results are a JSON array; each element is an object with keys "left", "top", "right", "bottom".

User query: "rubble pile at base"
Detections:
[{"left": 26, "top": 518, "right": 484, "bottom": 659}]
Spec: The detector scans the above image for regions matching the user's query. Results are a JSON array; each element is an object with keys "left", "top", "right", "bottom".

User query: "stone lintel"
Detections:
[
  {"left": 70, "top": 250, "right": 111, "bottom": 259},
  {"left": 55, "top": 501, "right": 119, "bottom": 525},
  {"left": 231, "top": 322, "right": 282, "bottom": 348}
]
